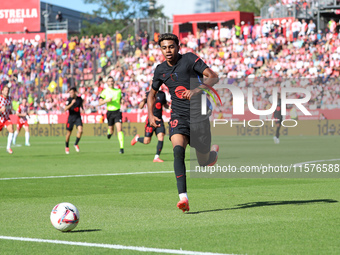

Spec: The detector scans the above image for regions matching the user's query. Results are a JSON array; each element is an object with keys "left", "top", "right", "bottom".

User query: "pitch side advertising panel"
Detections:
[
  {"left": 0, "top": 0, "right": 40, "bottom": 32},
  {"left": 0, "top": 33, "right": 44, "bottom": 44},
  {"left": 0, "top": 33, "right": 68, "bottom": 44}
]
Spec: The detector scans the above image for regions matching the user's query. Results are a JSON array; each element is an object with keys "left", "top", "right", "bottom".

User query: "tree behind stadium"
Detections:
[{"left": 81, "top": 0, "right": 166, "bottom": 37}]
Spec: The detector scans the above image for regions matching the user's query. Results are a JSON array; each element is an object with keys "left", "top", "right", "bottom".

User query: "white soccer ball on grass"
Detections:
[{"left": 50, "top": 202, "right": 79, "bottom": 232}]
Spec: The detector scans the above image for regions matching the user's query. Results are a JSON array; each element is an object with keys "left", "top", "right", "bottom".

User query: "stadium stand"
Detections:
[{"left": 1, "top": 18, "right": 340, "bottom": 115}]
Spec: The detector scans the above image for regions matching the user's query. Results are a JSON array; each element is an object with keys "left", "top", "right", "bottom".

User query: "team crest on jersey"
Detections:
[{"left": 163, "top": 72, "right": 179, "bottom": 82}]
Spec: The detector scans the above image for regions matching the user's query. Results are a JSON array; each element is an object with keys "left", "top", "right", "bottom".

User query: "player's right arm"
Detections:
[
  {"left": 16, "top": 106, "right": 26, "bottom": 117},
  {"left": 149, "top": 65, "right": 163, "bottom": 128},
  {"left": 0, "top": 99, "right": 5, "bottom": 112},
  {"left": 147, "top": 88, "right": 161, "bottom": 128},
  {"left": 64, "top": 98, "right": 76, "bottom": 111},
  {"left": 139, "top": 94, "right": 147, "bottom": 109},
  {"left": 98, "top": 90, "right": 112, "bottom": 106}
]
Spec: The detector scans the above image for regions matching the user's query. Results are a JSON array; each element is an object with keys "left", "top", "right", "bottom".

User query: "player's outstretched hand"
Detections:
[{"left": 149, "top": 115, "right": 161, "bottom": 128}]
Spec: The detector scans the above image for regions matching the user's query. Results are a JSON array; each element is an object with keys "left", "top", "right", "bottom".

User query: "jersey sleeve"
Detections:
[
  {"left": 187, "top": 52, "right": 209, "bottom": 75},
  {"left": 80, "top": 97, "right": 84, "bottom": 109},
  {"left": 152, "top": 65, "right": 162, "bottom": 91},
  {"left": 145, "top": 91, "right": 150, "bottom": 103},
  {"left": 99, "top": 89, "right": 106, "bottom": 100},
  {"left": 17, "top": 105, "right": 22, "bottom": 114},
  {"left": 160, "top": 92, "right": 167, "bottom": 105},
  {"left": 66, "top": 98, "right": 71, "bottom": 106}
]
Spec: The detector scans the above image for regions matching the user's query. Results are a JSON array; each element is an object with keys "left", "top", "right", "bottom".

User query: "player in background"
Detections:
[
  {"left": 13, "top": 98, "right": 30, "bottom": 146},
  {"left": 98, "top": 76, "right": 125, "bottom": 154},
  {"left": 64, "top": 87, "right": 83, "bottom": 154},
  {"left": 273, "top": 93, "right": 282, "bottom": 144},
  {"left": 131, "top": 89, "right": 169, "bottom": 162},
  {"left": 148, "top": 33, "right": 219, "bottom": 212},
  {"left": 0, "top": 85, "right": 14, "bottom": 154}
]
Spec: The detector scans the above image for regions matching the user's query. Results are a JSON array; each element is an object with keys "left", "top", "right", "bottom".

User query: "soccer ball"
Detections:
[{"left": 50, "top": 202, "right": 80, "bottom": 232}]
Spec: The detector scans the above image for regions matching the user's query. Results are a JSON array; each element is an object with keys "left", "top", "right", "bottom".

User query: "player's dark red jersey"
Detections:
[
  {"left": 66, "top": 96, "right": 83, "bottom": 117},
  {"left": 274, "top": 99, "right": 282, "bottom": 119},
  {"left": 146, "top": 90, "right": 167, "bottom": 119},
  {"left": 0, "top": 95, "right": 12, "bottom": 123},
  {"left": 151, "top": 52, "right": 208, "bottom": 122}
]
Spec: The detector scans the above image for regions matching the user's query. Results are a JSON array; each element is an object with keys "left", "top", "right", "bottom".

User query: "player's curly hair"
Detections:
[
  {"left": 1, "top": 85, "right": 9, "bottom": 91},
  {"left": 158, "top": 33, "right": 179, "bottom": 46}
]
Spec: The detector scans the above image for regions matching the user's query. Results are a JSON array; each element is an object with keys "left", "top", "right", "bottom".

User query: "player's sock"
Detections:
[
  {"left": 7, "top": 132, "right": 13, "bottom": 149},
  {"left": 65, "top": 141, "right": 69, "bottom": 148},
  {"left": 107, "top": 129, "right": 112, "bottom": 139},
  {"left": 179, "top": 192, "right": 188, "bottom": 201},
  {"left": 25, "top": 132, "right": 30, "bottom": 145},
  {"left": 13, "top": 130, "right": 18, "bottom": 144},
  {"left": 154, "top": 154, "right": 159, "bottom": 160},
  {"left": 156, "top": 140, "right": 163, "bottom": 156},
  {"left": 173, "top": 145, "right": 186, "bottom": 194},
  {"left": 118, "top": 131, "right": 124, "bottom": 149},
  {"left": 137, "top": 137, "right": 144, "bottom": 143},
  {"left": 74, "top": 137, "right": 81, "bottom": 145},
  {"left": 276, "top": 126, "right": 281, "bottom": 138}
]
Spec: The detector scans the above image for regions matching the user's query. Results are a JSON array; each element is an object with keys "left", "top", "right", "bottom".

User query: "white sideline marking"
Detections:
[
  {"left": 0, "top": 236, "right": 233, "bottom": 255},
  {"left": 0, "top": 171, "right": 175, "bottom": 181},
  {"left": 293, "top": 158, "right": 340, "bottom": 166}
]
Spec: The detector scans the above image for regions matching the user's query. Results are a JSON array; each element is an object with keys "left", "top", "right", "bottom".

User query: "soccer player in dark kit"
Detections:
[
  {"left": 131, "top": 89, "right": 169, "bottom": 162},
  {"left": 147, "top": 33, "right": 219, "bottom": 212},
  {"left": 64, "top": 87, "right": 83, "bottom": 154},
  {"left": 273, "top": 93, "right": 282, "bottom": 144}
]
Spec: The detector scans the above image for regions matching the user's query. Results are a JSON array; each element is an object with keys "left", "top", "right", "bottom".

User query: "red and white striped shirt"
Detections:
[
  {"left": 17, "top": 104, "right": 28, "bottom": 122},
  {"left": 0, "top": 95, "right": 12, "bottom": 123}
]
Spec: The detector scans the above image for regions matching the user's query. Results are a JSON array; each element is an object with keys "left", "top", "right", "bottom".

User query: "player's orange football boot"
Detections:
[
  {"left": 6, "top": 148, "right": 13, "bottom": 154},
  {"left": 131, "top": 134, "right": 139, "bottom": 146},
  {"left": 153, "top": 158, "right": 164, "bottom": 163},
  {"left": 74, "top": 145, "right": 80, "bottom": 152},
  {"left": 177, "top": 197, "right": 190, "bottom": 212},
  {"left": 65, "top": 147, "right": 69, "bottom": 154},
  {"left": 208, "top": 144, "right": 219, "bottom": 166}
]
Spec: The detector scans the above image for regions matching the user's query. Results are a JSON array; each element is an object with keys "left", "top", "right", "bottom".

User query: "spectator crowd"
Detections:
[{"left": 1, "top": 15, "right": 340, "bottom": 115}]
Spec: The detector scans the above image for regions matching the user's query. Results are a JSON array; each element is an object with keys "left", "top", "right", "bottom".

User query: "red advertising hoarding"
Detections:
[
  {"left": 7, "top": 109, "right": 340, "bottom": 125},
  {"left": 0, "top": 32, "right": 44, "bottom": 44},
  {"left": 0, "top": 32, "right": 68, "bottom": 44},
  {"left": 0, "top": 0, "right": 40, "bottom": 32}
]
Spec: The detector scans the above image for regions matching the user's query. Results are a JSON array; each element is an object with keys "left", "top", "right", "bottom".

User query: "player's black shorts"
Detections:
[
  {"left": 275, "top": 117, "right": 283, "bottom": 125},
  {"left": 107, "top": 110, "right": 122, "bottom": 126},
  {"left": 169, "top": 115, "right": 211, "bottom": 154},
  {"left": 66, "top": 116, "right": 82, "bottom": 131},
  {"left": 145, "top": 119, "right": 165, "bottom": 137}
]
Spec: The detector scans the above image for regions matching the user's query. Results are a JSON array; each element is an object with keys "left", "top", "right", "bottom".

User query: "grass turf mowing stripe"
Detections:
[
  {"left": 293, "top": 158, "right": 340, "bottom": 166},
  {"left": 0, "top": 236, "right": 235, "bottom": 255},
  {"left": 0, "top": 170, "right": 175, "bottom": 181}
]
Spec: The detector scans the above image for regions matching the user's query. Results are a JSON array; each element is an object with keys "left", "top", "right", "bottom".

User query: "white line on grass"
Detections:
[
  {"left": 293, "top": 158, "right": 340, "bottom": 166},
  {"left": 0, "top": 171, "right": 175, "bottom": 181},
  {"left": 0, "top": 236, "right": 234, "bottom": 255},
  {"left": 3, "top": 158, "right": 339, "bottom": 181}
]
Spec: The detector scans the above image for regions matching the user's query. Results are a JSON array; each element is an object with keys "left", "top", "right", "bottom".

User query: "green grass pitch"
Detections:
[{"left": 0, "top": 135, "right": 339, "bottom": 254}]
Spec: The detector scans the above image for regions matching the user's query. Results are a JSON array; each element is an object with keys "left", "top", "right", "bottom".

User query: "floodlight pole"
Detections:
[{"left": 43, "top": 2, "right": 49, "bottom": 49}]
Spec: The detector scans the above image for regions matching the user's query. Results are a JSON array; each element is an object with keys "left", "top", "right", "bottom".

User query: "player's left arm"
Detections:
[
  {"left": 16, "top": 107, "right": 26, "bottom": 117},
  {"left": 182, "top": 67, "right": 219, "bottom": 100},
  {"left": 0, "top": 99, "right": 5, "bottom": 112},
  {"left": 119, "top": 90, "right": 124, "bottom": 106},
  {"left": 80, "top": 98, "right": 85, "bottom": 114}
]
